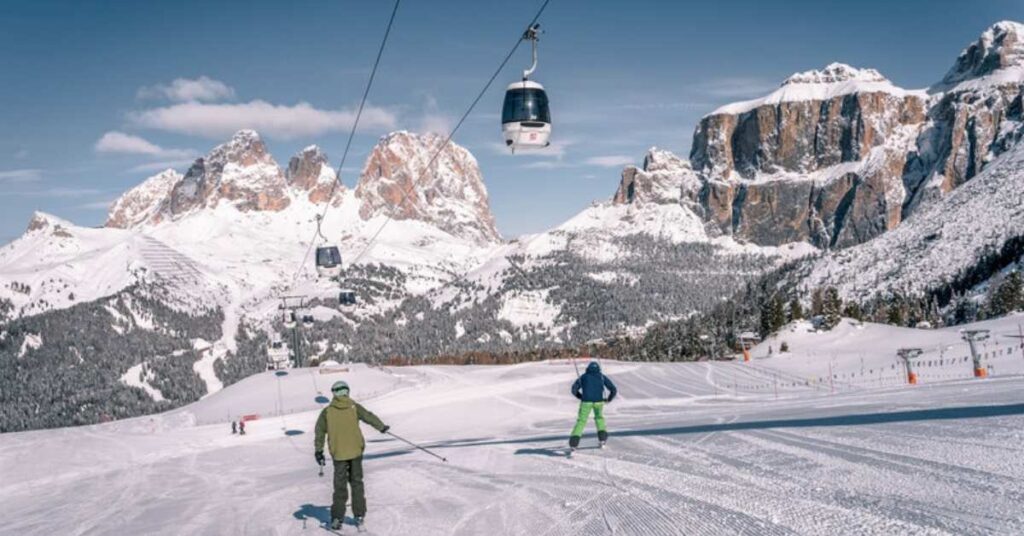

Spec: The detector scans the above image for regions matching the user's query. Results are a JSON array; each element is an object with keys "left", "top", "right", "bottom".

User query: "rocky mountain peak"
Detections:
[
  {"left": 782, "top": 63, "right": 888, "bottom": 86},
  {"left": 614, "top": 147, "right": 699, "bottom": 206},
  {"left": 941, "top": 21, "right": 1024, "bottom": 87},
  {"left": 641, "top": 147, "right": 686, "bottom": 174},
  {"left": 210, "top": 129, "right": 272, "bottom": 167},
  {"left": 355, "top": 131, "right": 499, "bottom": 243},
  {"left": 166, "top": 130, "right": 289, "bottom": 217},
  {"left": 25, "top": 212, "right": 73, "bottom": 238},
  {"left": 106, "top": 169, "right": 182, "bottom": 228},
  {"left": 286, "top": 145, "right": 340, "bottom": 203}
]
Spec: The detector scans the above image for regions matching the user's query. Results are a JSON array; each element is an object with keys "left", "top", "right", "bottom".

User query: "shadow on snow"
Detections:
[{"left": 424, "top": 402, "right": 1024, "bottom": 455}]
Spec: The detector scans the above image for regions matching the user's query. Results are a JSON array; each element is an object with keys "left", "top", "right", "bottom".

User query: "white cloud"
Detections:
[
  {"left": 94, "top": 131, "right": 195, "bottom": 159},
  {"left": 78, "top": 199, "right": 115, "bottom": 210},
  {"left": 417, "top": 95, "right": 454, "bottom": 135},
  {"left": 584, "top": 155, "right": 634, "bottom": 168},
  {"left": 10, "top": 187, "right": 103, "bottom": 197},
  {"left": 127, "top": 159, "right": 196, "bottom": 174},
  {"left": 129, "top": 100, "right": 397, "bottom": 140},
  {"left": 0, "top": 169, "right": 42, "bottom": 182},
  {"left": 138, "top": 76, "right": 236, "bottom": 102},
  {"left": 521, "top": 160, "right": 577, "bottom": 170}
]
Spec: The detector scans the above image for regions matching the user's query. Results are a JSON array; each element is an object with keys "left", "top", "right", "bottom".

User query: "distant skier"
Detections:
[
  {"left": 239, "top": 420, "right": 246, "bottom": 435},
  {"left": 231, "top": 421, "right": 237, "bottom": 434},
  {"left": 569, "top": 361, "right": 617, "bottom": 451},
  {"left": 315, "top": 380, "right": 389, "bottom": 532}
]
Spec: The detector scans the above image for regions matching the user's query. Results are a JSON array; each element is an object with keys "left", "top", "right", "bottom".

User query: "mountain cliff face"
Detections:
[
  {"left": 166, "top": 130, "right": 291, "bottom": 218},
  {"left": 355, "top": 131, "right": 500, "bottom": 244},
  {"left": 691, "top": 63, "right": 926, "bottom": 248},
  {"left": 286, "top": 145, "right": 340, "bottom": 205},
  {"left": 905, "top": 21, "right": 1024, "bottom": 211},
  {"left": 688, "top": 22, "right": 1024, "bottom": 249},
  {"left": 613, "top": 148, "right": 701, "bottom": 207},
  {"left": 106, "top": 169, "right": 182, "bottom": 229}
]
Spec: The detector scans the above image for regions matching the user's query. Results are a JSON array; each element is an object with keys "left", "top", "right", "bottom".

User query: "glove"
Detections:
[
  {"left": 574, "top": 393, "right": 583, "bottom": 400},
  {"left": 380, "top": 425, "right": 390, "bottom": 434},
  {"left": 315, "top": 451, "right": 325, "bottom": 466},
  {"left": 605, "top": 396, "right": 614, "bottom": 403}
]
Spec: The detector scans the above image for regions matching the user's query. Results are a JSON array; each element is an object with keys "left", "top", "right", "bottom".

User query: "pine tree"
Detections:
[
  {"left": 822, "top": 287, "right": 842, "bottom": 329},
  {"left": 987, "top": 271, "right": 1023, "bottom": 317},
  {"left": 811, "top": 288, "right": 824, "bottom": 317},
  {"left": 788, "top": 297, "right": 804, "bottom": 321},
  {"left": 886, "top": 295, "right": 906, "bottom": 326},
  {"left": 842, "top": 302, "right": 863, "bottom": 321},
  {"left": 771, "top": 295, "right": 786, "bottom": 331}
]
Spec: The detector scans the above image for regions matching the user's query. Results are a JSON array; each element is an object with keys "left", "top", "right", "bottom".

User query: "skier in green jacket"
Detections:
[{"left": 315, "top": 380, "right": 389, "bottom": 532}]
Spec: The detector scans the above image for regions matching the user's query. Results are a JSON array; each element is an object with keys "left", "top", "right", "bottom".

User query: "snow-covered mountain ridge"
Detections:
[
  {"left": 690, "top": 21, "right": 1024, "bottom": 249},
  {"left": 3, "top": 21, "right": 1023, "bottom": 427}
]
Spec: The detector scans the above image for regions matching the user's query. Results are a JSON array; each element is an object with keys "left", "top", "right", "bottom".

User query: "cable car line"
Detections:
[
  {"left": 287, "top": 0, "right": 402, "bottom": 288},
  {"left": 348, "top": 0, "right": 553, "bottom": 269}
]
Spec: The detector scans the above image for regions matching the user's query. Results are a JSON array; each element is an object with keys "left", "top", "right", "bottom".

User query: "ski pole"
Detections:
[
  {"left": 387, "top": 431, "right": 448, "bottom": 462},
  {"left": 318, "top": 461, "right": 324, "bottom": 477}
]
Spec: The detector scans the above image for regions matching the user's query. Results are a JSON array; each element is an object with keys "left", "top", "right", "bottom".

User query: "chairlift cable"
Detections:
[
  {"left": 347, "top": 0, "right": 553, "bottom": 268},
  {"left": 287, "top": 0, "right": 402, "bottom": 288}
]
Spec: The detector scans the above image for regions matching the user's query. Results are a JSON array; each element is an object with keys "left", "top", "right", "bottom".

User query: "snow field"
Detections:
[{"left": 1, "top": 320, "right": 1023, "bottom": 535}]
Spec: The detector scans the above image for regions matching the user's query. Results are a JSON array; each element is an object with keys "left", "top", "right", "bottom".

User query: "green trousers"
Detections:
[
  {"left": 332, "top": 457, "right": 366, "bottom": 521},
  {"left": 570, "top": 401, "right": 607, "bottom": 437}
]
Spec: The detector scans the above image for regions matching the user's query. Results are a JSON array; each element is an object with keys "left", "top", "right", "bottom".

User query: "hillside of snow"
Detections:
[
  {"left": 805, "top": 141, "right": 1024, "bottom": 301},
  {"left": 2, "top": 316, "right": 1022, "bottom": 535}
]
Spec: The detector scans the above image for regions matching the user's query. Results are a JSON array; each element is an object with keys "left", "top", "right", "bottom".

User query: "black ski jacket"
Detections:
[{"left": 571, "top": 361, "right": 617, "bottom": 402}]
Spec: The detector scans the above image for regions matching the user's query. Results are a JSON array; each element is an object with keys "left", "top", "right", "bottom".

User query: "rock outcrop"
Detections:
[
  {"left": 103, "top": 130, "right": 503, "bottom": 244},
  {"left": 690, "top": 63, "right": 925, "bottom": 248},
  {"left": 355, "top": 131, "right": 500, "bottom": 243},
  {"left": 904, "top": 21, "right": 1024, "bottom": 211},
  {"left": 687, "top": 23, "right": 1024, "bottom": 249},
  {"left": 286, "top": 145, "right": 340, "bottom": 204},
  {"left": 614, "top": 148, "right": 700, "bottom": 207},
  {"left": 167, "top": 130, "right": 290, "bottom": 217},
  {"left": 106, "top": 169, "right": 182, "bottom": 228}
]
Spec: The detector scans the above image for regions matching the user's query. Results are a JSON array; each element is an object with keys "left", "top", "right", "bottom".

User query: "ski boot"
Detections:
[
  {"left": 598, "top": 430, "right": 608, "bottom": 449},
  {"left": 568, "top": 435, "right": 581, "bottom": 457},
  {"left": 330, "top": 518, "right": 343, "bottom": 532},
  {"left": 355, "top": 516, "right": 367, "bottom": 533}
]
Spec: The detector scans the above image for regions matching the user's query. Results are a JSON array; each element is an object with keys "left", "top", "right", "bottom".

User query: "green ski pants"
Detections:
[
  {"left": 332, "top": 456, "right": 365, "bottom": 521},
  {"left": 570, "top": 401, "right": 606, "bottom": 437}
]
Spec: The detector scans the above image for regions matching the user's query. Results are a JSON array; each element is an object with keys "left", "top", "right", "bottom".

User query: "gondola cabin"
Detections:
[
  {"left": 316, "top": 246, "right": 342, "bottom": 278},
  {"left": 502, "top": 80, "right": 551, "bottom": 151}
]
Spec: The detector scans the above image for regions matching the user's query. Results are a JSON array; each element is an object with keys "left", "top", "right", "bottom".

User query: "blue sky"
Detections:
[{"left": 1, "top": 0, "right": 1021, "bottom": 244}]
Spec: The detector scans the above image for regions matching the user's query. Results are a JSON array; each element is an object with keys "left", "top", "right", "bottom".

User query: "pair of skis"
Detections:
[
  {"left": 322, "top": 519, "right": 367, "bottom": 534},
  {"left": 567, "top": 440, "right": 606, "bottom": 458}
]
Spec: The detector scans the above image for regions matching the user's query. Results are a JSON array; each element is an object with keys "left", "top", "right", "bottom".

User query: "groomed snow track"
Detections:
[{"left": 138, "top": 236, "right": 204, "bottom": 288}]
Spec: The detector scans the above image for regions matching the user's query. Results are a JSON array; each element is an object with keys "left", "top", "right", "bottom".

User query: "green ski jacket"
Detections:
[{"left": 314, "top": 395, "right": 387, "bottom": 461}]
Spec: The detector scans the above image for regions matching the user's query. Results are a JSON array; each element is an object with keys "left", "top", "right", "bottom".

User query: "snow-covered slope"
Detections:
[
  {"left": 805, "top": 141, "right": 1024, "bottom": 301},
  {"left": 0, "top": 212, "right": 221, "bottom": 317},
  {"left": 2, "top": 317, "right": 1022, "bottom": 535},
  {"left": 0, "top": 130, "right": 503, "bottom": 400}
]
